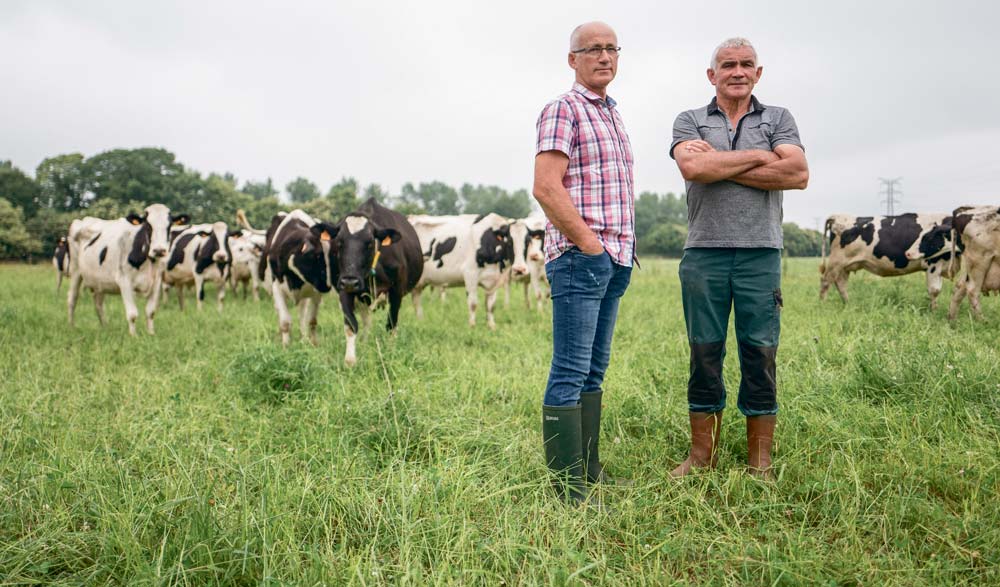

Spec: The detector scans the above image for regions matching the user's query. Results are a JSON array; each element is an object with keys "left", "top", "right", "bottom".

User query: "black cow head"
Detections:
[
  {"left": 476, "top": 224, "right": 514, "bottom": 270},
  {"left": 333, "top": 214, "right": 400, "bottom": 295},
  {"left": 294, "top": 221, "right": 340, "bottom": 293}
]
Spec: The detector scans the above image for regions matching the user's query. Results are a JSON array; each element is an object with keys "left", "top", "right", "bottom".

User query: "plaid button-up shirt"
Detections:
[{"left": 535, "top": 82, "right": 635, "bottom": 266}]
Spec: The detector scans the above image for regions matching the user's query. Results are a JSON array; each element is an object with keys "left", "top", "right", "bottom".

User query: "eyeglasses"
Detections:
[{"left": 571, "top": 45, "right": 621, "bottom": 57}]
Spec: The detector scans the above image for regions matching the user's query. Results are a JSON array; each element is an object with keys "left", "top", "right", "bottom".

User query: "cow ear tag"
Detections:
[
  {"left": 130, "top": 218, "right": 142, "bottom": 226},
  {"left": 320, "top": 231, "right": 331, "bottom": 241},
  {"left": 381, "top": 236, "right": 392, "bottom": 246},
  {"left": 301, "top": 242, "right": 309, "bottom": 253}
]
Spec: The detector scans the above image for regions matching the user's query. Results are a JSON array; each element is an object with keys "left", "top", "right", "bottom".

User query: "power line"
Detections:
[{"left": 878, "top": 177, "right": 903, "bottom": 216}]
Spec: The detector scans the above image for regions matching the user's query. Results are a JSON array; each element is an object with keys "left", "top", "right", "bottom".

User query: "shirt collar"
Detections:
[
  {"left": 572, "top": 82, "right": 616, "bottom": 108},
  {"left": 706, "top": 95, "right": 765, "bottom": 115}
]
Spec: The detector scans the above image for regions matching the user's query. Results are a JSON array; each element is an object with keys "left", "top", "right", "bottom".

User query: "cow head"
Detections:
[
  {"left": 126, "top": 204, "right": 189, "bottom": 268},
  {"left": 333, "top": 214, "right": 400, "bottom": 295},
  {"left": 905, "top": 218, "right": 960, "bottom": 262},
  {"left": 192, "top": 221, "right": 233, "bottom": 274},
  {"left": 228, "top": 231, "right": 263, "bottom": 265},
  {"left": 506, "top": 220, "right": 532, "bottom": 277},
  {"left": 292, "top": 221, "right": 339, "bottom": 293},
  {"left": 475, "top": 222, "right": 514, "bottom": 270}
]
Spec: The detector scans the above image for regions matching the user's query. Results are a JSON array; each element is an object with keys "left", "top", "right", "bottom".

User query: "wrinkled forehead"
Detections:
[{"left": 716, "top": 46, "right": 757, "bottom": 66}]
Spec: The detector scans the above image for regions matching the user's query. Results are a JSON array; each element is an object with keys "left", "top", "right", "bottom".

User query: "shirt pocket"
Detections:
[
  {"left": 740, "top": 120, "right": 773, "bottom": 150},
  {"left": 696, "top": 122, "right": 729, "bottom": 149}
]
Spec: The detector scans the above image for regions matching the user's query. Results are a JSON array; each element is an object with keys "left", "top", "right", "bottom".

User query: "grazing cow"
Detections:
[
  {"left": 820, "top": 213, "right": 960, "bottom": 308},
  {"left": 235, "top": 209, "right": 273, "bottom": 296},
  {"left": 53, "top": 236, "right": 70, "bottom": 291},
  {"left": 947, "top": 205, "right": 1000, "bottom": 320},
  {"left": 228, "top": 231, "right": 266, "bottom": 300},
  {"left": 162, "top": 222, "right": 234, "bottom": 311},
  {"left": 261, "top": 210, "right": 339, "bottom": 346},
  {"left": 332, "top": 198, "right": 423, "bottom": 366},
  {"left": 506, "top": 215, "right": 549, "bottom": 311},
  {"left": 66, "top": 204, "right": 189, "bottom": 335},
  {"left": 408, "top": 213, "right": 526, "bottom": 329}
]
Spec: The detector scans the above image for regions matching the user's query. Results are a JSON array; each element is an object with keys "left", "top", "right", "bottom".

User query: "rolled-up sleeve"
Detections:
[
  {"left": 771, "top": 109, "right": 804, "bottom": 151},
  {"left": 669, "top": 110, "right": 701, "bottom": 160},
  {"left": 536, "top": 100, "right": 575, "bottom": 156}
]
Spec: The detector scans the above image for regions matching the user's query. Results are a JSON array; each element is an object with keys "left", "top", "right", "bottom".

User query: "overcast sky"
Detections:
[{"left": 2, "top": 0, "right": 997, "bottom": 228}]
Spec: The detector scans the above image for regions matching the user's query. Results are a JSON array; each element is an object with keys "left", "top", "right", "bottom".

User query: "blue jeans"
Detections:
[{"left": 543, "top": 248, "right": 632, "bottom": 407}]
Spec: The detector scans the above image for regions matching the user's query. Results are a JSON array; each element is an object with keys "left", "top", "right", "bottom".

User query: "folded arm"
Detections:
[
  {"left": 673, "top": 140, "right": 778, "bottom": 184},
  {"left": 730, "top": 144, "right": 809, "bottom": 190},
  {"left": 532, "top": 151, "right": 603, "bottom": 255}
]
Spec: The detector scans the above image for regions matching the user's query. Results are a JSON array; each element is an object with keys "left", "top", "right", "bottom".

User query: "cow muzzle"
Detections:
[
  {"left": 213, "top": 252, "right": 229, "bottom": 263},
  {"left": 150, "top": 247, "right": 167, "bottom": 258},
  {"left": 339, "top": 276, "right": 363, "bottom": 293},
  {"left": 528, "top": 252, "right": 543, "bottom": 262},
  {"left": 513, "top": 265, "right": 528, "bottom": 276},
  {"left": 905, "top": 251, "right": 922, "bottom": 261}
]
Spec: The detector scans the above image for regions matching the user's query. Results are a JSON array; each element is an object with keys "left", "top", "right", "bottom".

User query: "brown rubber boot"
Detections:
[
  {"left": 669, "top": 411, "right": 722, "bottom": 478},
  {"left": 747, "top": 415, "right": 776, "bottom": 479}
]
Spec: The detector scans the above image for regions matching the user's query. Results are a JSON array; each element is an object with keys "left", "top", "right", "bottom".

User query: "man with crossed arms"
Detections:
[{"left": 669, "top": 37, "right": 808, "bottom": 479}]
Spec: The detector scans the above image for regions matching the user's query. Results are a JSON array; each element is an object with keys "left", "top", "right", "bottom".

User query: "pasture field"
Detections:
[{"left": 1, "top": 258, "right": 998, "bottom": 586}]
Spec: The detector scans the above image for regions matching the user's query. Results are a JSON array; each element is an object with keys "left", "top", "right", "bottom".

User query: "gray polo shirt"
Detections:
[{"left": 670, "top": 96, "right": 803, "bottom": 249}]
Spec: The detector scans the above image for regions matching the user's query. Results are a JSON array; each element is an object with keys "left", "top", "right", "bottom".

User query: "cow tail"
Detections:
[
  {"left": 949, "top": 225, "right": 957, "bottom": 277},
  {"left": 820, "top": 217, "right": 833, "bottom": 275},
  {"left": 236, "top": 209, "right": 254, "bottom": 231}
]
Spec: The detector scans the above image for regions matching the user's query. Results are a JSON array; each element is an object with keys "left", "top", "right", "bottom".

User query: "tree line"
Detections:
[{"left": 0, "top": 147, "right": 823, "bottom": 260}]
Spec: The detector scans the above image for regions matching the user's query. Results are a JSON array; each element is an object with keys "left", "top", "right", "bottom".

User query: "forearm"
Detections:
[
  {"left": 532, "top": 183, "right": 601, "bottom": 251},
  {"left": 730, "top": 158, "right": 809, "bottom": 190},
  {"left": 680, "top": 150, "right": 775, "bottom": 184}
]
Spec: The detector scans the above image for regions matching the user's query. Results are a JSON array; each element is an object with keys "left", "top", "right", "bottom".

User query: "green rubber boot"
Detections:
[
  {"left": 542, "top": 404, "right": 588, "bottom": 504},
  {"left": 581, "top": 391, "right": 630, "bottom": 485}
]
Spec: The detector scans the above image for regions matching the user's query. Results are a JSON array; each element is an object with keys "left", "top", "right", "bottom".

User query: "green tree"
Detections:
[
  {"left": 243, "top": 196, "right": 284, "bottom": 228},
  {"left": 25, "top": 207, "right": 75, "bottom": 257},
  {"left": 642, "top": 223, "right": 688, "bottom": 257},
  {"left": 400, "top": 181, "right": 460, "bottom": 215},
  {"left": 326, "top": 176, "right": 359, "bottom": 217},
  {"left": 242, "top": 178, "right": 278, "bottom": 200},
  {"left": 362, "top": 183, "right": 389, "bottom": 202},
  {"left": 0, "top": 161, "right": 41, "bottom": 218},
  {"left": 0, "top": 198, "right": 42, "bottom": 259},
  {"left": 460, "top": 184, "right": 533, "bottom": 218},
  {"left": 84, "top": 148, "right": 186, "bottom": 208},
  {"left": 782, "top": 223, "right": 822, "bottom": 257},
  {"left": 286, "top": 177, "right": 321, "bottom": 203},
  {"left": 36, "top": 153, "right": 89, "bottom": 211}
]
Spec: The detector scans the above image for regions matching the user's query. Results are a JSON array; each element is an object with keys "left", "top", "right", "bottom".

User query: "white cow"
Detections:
[
  {"left": 66, "top": 204, "right": 188, "bottom": 335},
  {"left": 228, "top": 231, "right": 267, "bottom": 300},
  {"left": 408, "top": 213, "right": 527, "bottom": 329},
  {"left": 506, "top": 215, "right": 549, "bottom": 311},
  {"left": 947, "top": 205, "right": 1000, "bottom": 320},
  {"left": 162, "top": 222, "right": 233, "bottom": 312}
]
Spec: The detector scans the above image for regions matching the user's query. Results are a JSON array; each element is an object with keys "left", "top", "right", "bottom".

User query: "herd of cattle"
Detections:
[
  {"left": 49, "top": 200, "right": 1000, "bottom": 365},
  {"left": 820, "top": 205, "right": 1000, "bottom": 318},
  {"left": 53, "top": 198, "right": 550, "bottom": 365}
]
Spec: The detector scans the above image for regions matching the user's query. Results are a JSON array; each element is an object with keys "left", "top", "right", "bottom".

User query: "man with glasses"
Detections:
[
  {"left": 669, "top": 38, "right": 808, "bottom": 479},
  {"left": 533, "top": 21, "right": 634, "bottom": 504}
]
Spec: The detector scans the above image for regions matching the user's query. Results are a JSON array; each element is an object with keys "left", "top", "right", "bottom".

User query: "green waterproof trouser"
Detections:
[{"left": 678, "top": 248, "right": 782, "bottom": 416}]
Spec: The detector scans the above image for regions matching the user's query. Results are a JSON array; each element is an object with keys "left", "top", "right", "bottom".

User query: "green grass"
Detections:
[{"left": 1, "top": 259, "right": 997, "bottom": 585}]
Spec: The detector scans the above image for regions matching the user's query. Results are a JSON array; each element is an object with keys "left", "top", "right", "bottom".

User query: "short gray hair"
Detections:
[{"left": 710, "top": 37, "right": 758, "bottom": 70}]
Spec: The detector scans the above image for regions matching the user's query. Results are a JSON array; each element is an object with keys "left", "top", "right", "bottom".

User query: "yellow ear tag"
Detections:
[
  {"left": 381, "top": 236, "right": 392, "bottom": 246},
  {"left": 130, "top": 218, "right": 142, "bottom": 226},
  {"left": 320, "top": 231, "right": 331, "bottom": 241}
]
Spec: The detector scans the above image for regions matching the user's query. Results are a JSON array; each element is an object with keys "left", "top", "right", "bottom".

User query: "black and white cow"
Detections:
[
  {"left": 261, "top": 210, "right": 339, "bottom": 346},
  {"left": 163, "top": 222, "right": 234, "bottom": 311},
  {"left": 820, "top": 213, "right": 960, "bottom": 308},
  {"left": 53, "top": 236, "right": 70, "bottom": 291},
  {"left": 506, "top": 215, "right": 549, "bottom": 311},
  {"left": 331, "top": 198, "right": 423, "bottom": 366},
  {"left": 408, "top": 213, "right": 527, "bottom": 329},
  {"left": 234, "top": 208, "right": 273, "bottom": 298},
  {"left": 228, "top": 231, "right": 266, "bottom": 300},
  {"left": 946, "top": 205, "right": 1000, "bottom": 320},
  {"left": 66, "top": 204, "right": 189, "bottom": 335}
]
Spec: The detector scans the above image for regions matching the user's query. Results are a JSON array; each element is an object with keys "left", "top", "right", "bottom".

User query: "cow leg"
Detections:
[
  {"left": 194, "top": 274, "right": 206, "bottom": 311},
  {"left": 145, "top": 278, "right": 161, "bottom": 336},
  {"left": 340, "top": 293, "right": 359, "bottom": 367},
  {"left": 176, "top": 284, "right": 185, "bottom": 311},
  {"left": 833, "top": 272, "right": 849, "bottom": 303},
  {"left": 819, "top": 271, "right": 831, "bottom": 300},
  {"left": 948, "top": 275, "right": 970, "bottom": 320},
  {"left": 411, "top": 287, "right": 424, "bottom": 319},
  {"left": 504, "top": 279, "right": 511, "bottom": 308},
  {"left": 439, "top": 286, "right": 447, "bottom": 302},
  {"left": 464, "top": 274, "right": 479, "bottom": 327},
  {"left": 118, "top": 279, "right": 140, "bottom": 337},
  {"left": 485, "top": 288, "right": 498, "bottom": 331},
  {"left": 272, "top": 282, "right": 293, "bottom": 346},
  {"left": 299, "top": 296, "right": 320, "bottom": 346},
  {"left": 251, "top": 271, "right": 261, "bottom": 302},
  {"left": 216, "top": 278, "right": 226, "bottom": 312},
  {"left": 926, "top": 270, "right": 943, "bottom": 310},
  {"left": 93, "top": 292, "right": 106, "bottom": 325},
  {"left": 386, "top": 288, "right": 402, "bottom": 333},
  {"left": 67, "top": 272, "right": 82, "bottom": 327},
  {"left": 360, "top": 301, "right": 372, "bottom": 334}
]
